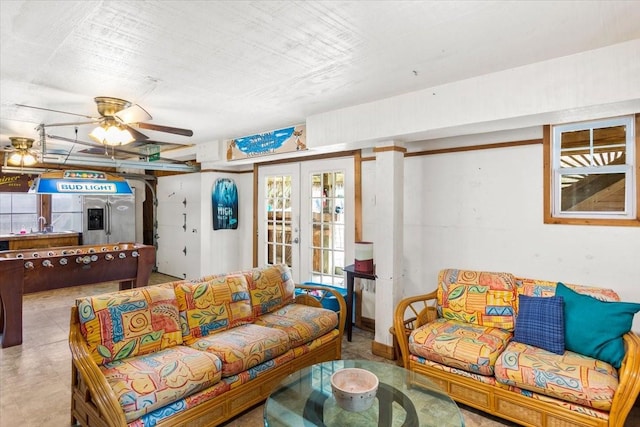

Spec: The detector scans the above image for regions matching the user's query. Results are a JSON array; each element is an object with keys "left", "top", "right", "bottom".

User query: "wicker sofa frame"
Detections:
[
  {"left": 69, "top": 283, "right": 346, "bottom": 427},
  {"left": 394, "top": 290, "right": 640, "bottom": 427}
]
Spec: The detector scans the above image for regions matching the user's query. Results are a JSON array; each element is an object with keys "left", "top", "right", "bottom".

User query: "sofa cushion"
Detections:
[
  {"left": 495, "top": 341, "right": 619, "bottom": 411},
  {"left": 409, "top": 318, "right": 512, "bottom": 376},
  {"left": 187, "top": 264, "right": 296, "bottom": 317},
  {"left": 131, "top": 351, "right": 296, "bottom": 427},
  {"left": 515, "top": 277, "right": 620, "bottom": 313},
  {"left": 189, "top": 323, "right": 291, "bottom": 377},
  {"left": 76, "top": 283, "right": 183, "bottom": 365},
  {"left": 411, "top": 356, "right": 500, "bottom": 387},
  {"left": 437, "top": 269, "right": 517, "bottom": 330},
  {"left": 246, "top": 264, "right": 296, "bottom": 316},
  {"left": 174, "top": 274, "right": 253, "bottom": 344},
  {"left": 513, "top": 295, "right": 564, "bottom": 354},
  {"left": 101, "top": 345, "right": 222, "bottom": 422},
  {"left": 254, "top": 303, "right": 339, "bottom": 347},
  {"left": 514, "top": 277, "right": 557, "bottom": 299},
  {"left": 556, "top": 282, "right": 640, "bottom": 368}
]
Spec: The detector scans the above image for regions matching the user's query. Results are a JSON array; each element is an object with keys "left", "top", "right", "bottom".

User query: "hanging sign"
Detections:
[
  {"left": 0, "top": 173, "right": 35, "bottom": 192},
  {"left": 143, "top": 144, "right": 161, "bottom": 161},
  {"left": 212, "top": 178, "right": 238, "bottom": 230},
  {"left": 226, "top": 124, "right": 306, "bottom": 161},
  {"left": 29, "top": 170, "right": 133, "bottom": 194}
]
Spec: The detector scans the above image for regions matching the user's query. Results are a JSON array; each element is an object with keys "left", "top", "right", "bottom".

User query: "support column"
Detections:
[{"left": 372, "top": 142, "right": 405, "bottom": 358}]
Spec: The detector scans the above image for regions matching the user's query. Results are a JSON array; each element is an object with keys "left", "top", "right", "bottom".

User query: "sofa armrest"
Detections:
[
  {"left": 69, "top": 306, "right": 127, "bottom": 427},
  {"left": 295, "top": 284, "right": 347, "bottom": 340},
  {"left": 393, "top": 290, "right": 438, "bottom": 368},
  {"left": 609, "top": 332, "right": 640, "bottom": 427}
]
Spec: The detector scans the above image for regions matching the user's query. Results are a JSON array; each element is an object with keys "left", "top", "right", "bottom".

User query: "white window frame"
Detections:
[{"left": 551, "top": 115, "right": 636, "bottom": 220}]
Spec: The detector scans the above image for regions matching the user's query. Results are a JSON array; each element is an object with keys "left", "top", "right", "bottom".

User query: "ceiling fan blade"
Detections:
[
  {"left": 124, "top": 125, "right": 149, "bottom": 141},
  {"left": 16, "top": 104, "right": 97, "bottom": 120},
  {"left": 131, "top": 122, "right": 194, "bottom": 137},
  {"left": 115, "top": 104, "right": 152, "bottom": 124}
]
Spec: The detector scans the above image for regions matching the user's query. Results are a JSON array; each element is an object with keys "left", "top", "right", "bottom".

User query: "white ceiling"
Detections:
[{"left": 1, "top": 1, "right": 639, "bottom": 166}]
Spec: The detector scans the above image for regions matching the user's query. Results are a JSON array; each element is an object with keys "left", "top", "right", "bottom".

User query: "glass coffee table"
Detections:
[{"left": 264, "top": 360, "right": 465, "bottom": 427}]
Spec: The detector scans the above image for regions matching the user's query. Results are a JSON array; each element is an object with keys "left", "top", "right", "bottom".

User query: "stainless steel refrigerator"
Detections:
[{"left": 82, "top": 194, "right": 135, "bottom": 245}]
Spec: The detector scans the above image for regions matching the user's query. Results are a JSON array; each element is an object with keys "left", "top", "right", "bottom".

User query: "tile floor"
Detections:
[{"left": 0, "top": 273, "right": 637, "bottom": 426}]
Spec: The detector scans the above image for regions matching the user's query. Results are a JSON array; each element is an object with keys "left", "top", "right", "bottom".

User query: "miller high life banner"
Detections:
[{"left": 212, "top": 178, "right": 238, "bottom": 230}]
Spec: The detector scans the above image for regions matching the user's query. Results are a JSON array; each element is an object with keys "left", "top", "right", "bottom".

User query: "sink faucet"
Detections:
[{"left": 37, "top": 216, "right": 47, "bottom": 232}]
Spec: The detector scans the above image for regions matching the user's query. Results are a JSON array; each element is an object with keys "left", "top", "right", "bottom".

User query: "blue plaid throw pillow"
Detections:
[{"left": 513, "top": 295, "right": 565, "bottom": 354}]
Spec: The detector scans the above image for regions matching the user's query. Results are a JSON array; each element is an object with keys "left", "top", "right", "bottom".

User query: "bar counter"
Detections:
[{"left": 0, "top": 231, "right": 80, "bottom": 250}]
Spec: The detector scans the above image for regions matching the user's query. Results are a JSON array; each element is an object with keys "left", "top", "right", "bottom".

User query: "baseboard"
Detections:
[
  {"left": 358, "top": 317, "right": 375, "bottom": 332},
  {"left": 371, "top": 339, "right": 395, "bottom": 360}
]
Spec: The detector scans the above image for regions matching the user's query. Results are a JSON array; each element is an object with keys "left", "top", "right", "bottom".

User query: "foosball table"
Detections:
[{"left": 0, "top": 242, "right": 155, "bottom": 348}]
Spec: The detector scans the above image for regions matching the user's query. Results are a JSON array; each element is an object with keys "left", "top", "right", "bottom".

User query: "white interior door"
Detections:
[{"left": 258, "top": 158, "right": 354, "bottom": 287}]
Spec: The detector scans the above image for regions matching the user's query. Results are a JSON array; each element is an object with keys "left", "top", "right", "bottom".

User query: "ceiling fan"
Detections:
[
  {"left": 17, "top": 96, "right": 193, "bottom": 146},
  {"left": 3, "top": 136, "right": 39, "bottom": 167}
]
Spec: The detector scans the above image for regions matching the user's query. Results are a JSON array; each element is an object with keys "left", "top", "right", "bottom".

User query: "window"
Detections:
[
  {"left": 544, "top": 114, "right": 639, "bottom": 226},
  {"left": 0, "top": 193, "right": 38, "bottom": 234}
]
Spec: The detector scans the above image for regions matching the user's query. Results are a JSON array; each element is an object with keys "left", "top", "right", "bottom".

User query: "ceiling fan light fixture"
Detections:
[
  {"left": 20, "top": 152, "right": 37, "bottom": 166},
  {"left": 7, "top": 137, "right": 38, "bottom": 167},
  {"left": 89, "top": 121, "right": 135, "bottom": 146}
]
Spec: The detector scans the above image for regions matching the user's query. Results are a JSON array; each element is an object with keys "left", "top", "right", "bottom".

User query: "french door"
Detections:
[
  {"left": 257, "top": 158, "right": 354, "bottom": 285},
  {"left": 257, "top": 163, "right": 301, "bottom": 276}
]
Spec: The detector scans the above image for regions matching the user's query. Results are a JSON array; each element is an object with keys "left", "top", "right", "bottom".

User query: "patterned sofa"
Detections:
[
  {"left": 69, "top": 264, "right": 345, "bottom": 427},
  {"left": 394, "top": 269, "right": 640, "bottom": 427}
]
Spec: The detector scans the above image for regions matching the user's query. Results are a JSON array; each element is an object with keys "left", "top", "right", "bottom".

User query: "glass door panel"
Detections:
[
  {"left": 309, "top": 171, "right": 345, "bottom": 286},
  {"left": 265, "top": 175, "right": 293, "bottom": 265},
  {"left": 258, "top": 164, "right": 300, "bottom": 281},
  {"left": 301, "top": 158, "right": 354, "bottom": 288}
]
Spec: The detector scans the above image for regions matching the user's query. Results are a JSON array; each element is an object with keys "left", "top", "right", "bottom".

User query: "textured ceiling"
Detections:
[{"left": 1, "top": 1, "right": 639, "bottom": 165}]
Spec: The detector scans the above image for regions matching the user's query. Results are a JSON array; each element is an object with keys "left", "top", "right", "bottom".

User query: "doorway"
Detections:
[{"left": 257, "top": 157, "right": 354, "bottom": 285}]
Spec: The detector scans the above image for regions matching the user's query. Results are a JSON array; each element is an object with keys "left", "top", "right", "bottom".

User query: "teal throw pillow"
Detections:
[{"left": 555, "top": 282, "right": 640, "bottom": 368}]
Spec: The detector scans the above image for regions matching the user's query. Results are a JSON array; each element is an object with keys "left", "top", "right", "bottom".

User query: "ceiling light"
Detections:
[
  {"left": 7, "top": 137, "right": 38, "bottom": 167},
  {"left": 89, "top": 119, "right": 135, "bottom": 146},
  {"left": 9, "top": 152, "right": 36, "bottom": 166}
]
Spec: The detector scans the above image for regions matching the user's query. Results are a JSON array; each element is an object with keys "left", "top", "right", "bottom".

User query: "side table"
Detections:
[{"left": 343, "top": 264, "right": 376, "bottom": 341}]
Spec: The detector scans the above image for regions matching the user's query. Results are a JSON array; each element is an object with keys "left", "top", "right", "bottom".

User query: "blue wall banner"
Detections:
[
  {"left": 212, "top": 178, "right": 238, "bottom": 230},
  {"left": 226, "top": 124, "right": 306, "bottom": 161}
]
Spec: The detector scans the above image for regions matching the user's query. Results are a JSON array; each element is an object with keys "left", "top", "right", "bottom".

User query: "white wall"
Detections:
[
  {"left": 156, "top": 172, "right": 253, "bottom": 279},
  {"left": 200, "top": 172, "right": 254, "bottom": 275},
  {"left": 360, "top": 130, "right": 640, "bottom": 332},
  {"left": 307, "top": 40, "right": 640, "bottom": 148},
  {"left": 128, "top": 179, "right": 146, "bottom": 244}
]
